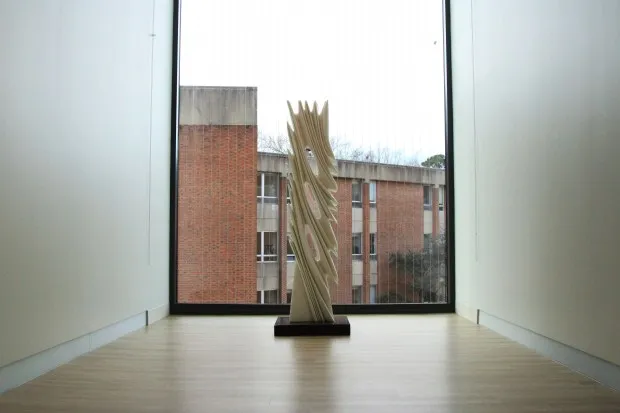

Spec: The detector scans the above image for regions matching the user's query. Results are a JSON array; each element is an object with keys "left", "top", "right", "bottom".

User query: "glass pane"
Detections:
[
  {"left": 176, "top": 0, "right": 448, "bottom": 306},
  {"left": 287, "top": 237, "right": 294, "bottom": 255},
  {"left": 370, "top": 233, "right": 376, "bottom": 255},
  {"left": 264, "top": 173, "right": 278, "bottom": 198},
  {"left": 369, "top": 181, "right": 377, "bottom": 203},
  {"left": 264, "top": 232, "right": 277, "bottom": 255},
  {"left": 256, "top": 232, "right": 261, "bottom": 256},
  {"left": 352, "top": 233, "right": 362, "bottom": 255},
  {"left": 352, "top": 181, "right": 362, "bottom": 204},
  {"left": 264, "top": 290, "right": 278, "bottom": 304},
  {"left": 256, "top": 174, "right": 262, "bottom": 197}
]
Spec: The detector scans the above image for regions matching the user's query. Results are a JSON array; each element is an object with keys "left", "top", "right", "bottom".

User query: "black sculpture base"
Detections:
[{"left": 274, "top": 315, "right": 350, "bottom": 337}]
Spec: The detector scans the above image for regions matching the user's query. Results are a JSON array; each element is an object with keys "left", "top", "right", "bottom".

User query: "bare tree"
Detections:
[
  {"left": 258, "top": 132, "right": 420, "bottom": 166},
  {"left": 257, "top": 133, "right": 290, "bottom": 155}
]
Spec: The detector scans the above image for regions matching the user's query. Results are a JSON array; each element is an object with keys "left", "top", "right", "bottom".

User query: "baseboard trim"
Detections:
[
  {"left": 146, "top": 304, "right": 169, "bottom": 325},
  {"left": 0, "top": 310, "right": 152, "bottom": 394},
  {"left": 455, "top": 302, "right": 478, "bottom": 324},
  {"left": 479, "top": 310, "right": 620, "bottom": 392}
]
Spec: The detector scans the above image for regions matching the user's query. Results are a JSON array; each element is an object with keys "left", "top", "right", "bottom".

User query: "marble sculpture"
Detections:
[{"left": 286, "top": 101, "right": 339, "bottom": 323}]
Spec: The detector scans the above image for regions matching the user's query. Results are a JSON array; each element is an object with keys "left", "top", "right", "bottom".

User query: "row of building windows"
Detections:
[
  {"left": 257, "top": 231, "right": 377, "bottom": 262},
  {"left": 258, "top": 171, "right": 444, "bottom": 211},
  {"left": 273, "top": 286, "right": 376, "bottom": 304},
  {"left": 257, "top": 286, "right": 377, "bottom": 304},
  {"left": 260, "top": 230, "right": 434, "bottom": 262}
]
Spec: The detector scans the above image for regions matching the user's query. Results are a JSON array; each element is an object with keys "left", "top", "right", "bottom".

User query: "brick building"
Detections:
[{"left": 177, "top": 86, "right": 447, "bottom": 305}]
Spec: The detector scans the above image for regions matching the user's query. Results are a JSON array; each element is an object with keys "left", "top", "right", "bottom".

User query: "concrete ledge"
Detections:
[
  {"left": 258, "top": 152, "right": 445, "bottom": 185},
  {"left": 479, "top": 310, "right": 620, "bottom": 392},
  {"left": 180, "top": 86, "right": 257, "bottom": 126},
  {"left": 0, "top": 308, "right": 158, "bottom": 394}
]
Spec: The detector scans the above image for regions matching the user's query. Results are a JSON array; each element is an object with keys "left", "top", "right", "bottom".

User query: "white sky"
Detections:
[{"left": 179, "top": 0, "right": 446, "bottom": 161}]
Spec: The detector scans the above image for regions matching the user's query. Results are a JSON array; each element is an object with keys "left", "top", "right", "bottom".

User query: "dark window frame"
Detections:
[
  {"left": 352, "top": 180, "right": 362, "bottom": 207},
  {"left": 168, "top": 0, "right": 456, "bottom": 315},
  {"left": 423, "top": 185, "right": 432, "bottom": 210}
]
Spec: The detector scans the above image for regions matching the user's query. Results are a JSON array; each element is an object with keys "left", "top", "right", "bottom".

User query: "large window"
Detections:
[{"left": 172, "top": 0, "right": 452, "bottom": 311}]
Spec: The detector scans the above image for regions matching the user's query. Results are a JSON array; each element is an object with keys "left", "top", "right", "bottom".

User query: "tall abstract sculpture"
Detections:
[{"left": 286, "top": 101, "right": 339, "bottom": 324}]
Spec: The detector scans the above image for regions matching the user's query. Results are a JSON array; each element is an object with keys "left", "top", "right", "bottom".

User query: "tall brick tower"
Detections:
[{"left": 177, "top": 86, "right": 258, "bottom": 303}]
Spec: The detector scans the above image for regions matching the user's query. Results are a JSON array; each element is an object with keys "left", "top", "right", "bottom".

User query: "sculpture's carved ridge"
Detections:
[{"left": 287, "top": 101, "right": 339, "bottom": 323}]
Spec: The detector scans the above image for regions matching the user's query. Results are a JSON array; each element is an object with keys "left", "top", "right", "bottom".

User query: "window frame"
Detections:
[
  {"left": 423, "top": 185, "right": 432, "bottom": 210},
  {"left": 352, "top": 286, "right": 363, "bottom": 304},
  {"left": 352, "top": 232, "right": 363, "bottom": 261},
  {"left": 352, "top": 180, "right": 362, "bottom": 208},
  {"left": 369, "top": 181, "right": 377, "bottom": 207},
  {"left": 257, "top": 289, "right": 279, "bottom": 304},
  {"left": 286, "top": 236, "right": 295, "bottom": 261},
  {"left": 257, "top": 172, "right": 279, "bottom": 204},
  {"left": 424, "top": 233, "right": 432, "bottom": 250},
  {"left": 438, "top": 186, "right": 444, "bottom": 211},
  {"left": 257, "top": 231, "right": 278, "bottom": 262},
  {"left": 168, "top": 0, "right": 457, "bottom": 315},
  {"left": 369, "top": 233, "right": 377, "bottom": 260}
]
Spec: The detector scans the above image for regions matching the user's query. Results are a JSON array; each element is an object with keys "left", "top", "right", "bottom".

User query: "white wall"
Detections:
[
  {"left": 453, "top": 0, "right": 620, "bottom": 366},
  {"left": 0, "top": 0, "right": 173, "bottom": 368}
]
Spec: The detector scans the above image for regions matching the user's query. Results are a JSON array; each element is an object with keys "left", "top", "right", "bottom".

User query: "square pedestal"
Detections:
[{"left": 274, "top": 315, "right": 350, "bottom": 337}]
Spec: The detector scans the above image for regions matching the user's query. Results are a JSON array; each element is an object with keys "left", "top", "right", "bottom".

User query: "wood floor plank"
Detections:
[{"left": 0, "top": 315, "right": 618, "bottom": 412}]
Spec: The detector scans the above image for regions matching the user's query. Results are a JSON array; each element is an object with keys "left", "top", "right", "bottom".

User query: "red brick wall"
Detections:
[
  {"left": 331, "top": 178, "right": 353, "bottom": 304},
  {"left": 362, "top": 182, "right": 370, "bottom": 303},
  {"left": 278, "top": 177, "right": 288, "bottom": 304},
  {"left": 376, "top": 181, "right": 423, "bottom": 303},
  {"left": 177, "top": 125, "right": 257, "bottom": 303}
]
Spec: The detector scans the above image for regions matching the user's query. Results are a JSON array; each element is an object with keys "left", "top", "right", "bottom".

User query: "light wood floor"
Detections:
[{"left": 0, "top": 315, "right": 618, "bottom": 413}]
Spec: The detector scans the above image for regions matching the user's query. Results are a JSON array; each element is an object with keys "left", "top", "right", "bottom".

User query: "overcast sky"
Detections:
[{"left": 179, "top": 0, "right": 446, "bottom": 161}]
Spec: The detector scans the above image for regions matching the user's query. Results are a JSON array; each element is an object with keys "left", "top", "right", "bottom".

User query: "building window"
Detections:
[
  {"left": 287, "top": 236, "right": 295, "bottom": 261},
  {"left": 370, "top": 285, "right": 377, "bottom": 304},
  {"left": 438, "top": 186, "right": 444, "bottom": 211},
  {"left": 370, "top": 233, "right": 377, "bottom": 260},
  {"left": 423, "top": 185, "right": 432, "bottom": 210},
  {"left": 258, "top": 290, "right": 279, "bottom": 304},
  {"left": 265, "top": 290, "right": 278, "bottom": 304},
  {"left": 257, "top": 232, "right": 278, "bottom": 262},
  {"left": 287, "top": 290, "right": 292, "bottom": 303},
  {"left": 352, "top": 286, "right": 362, "bottom": 304},
  {"left": 424, "top": 233, "right": 431, "bottom": 250},
  {"left": 352, "top": 181, "right": 362, "bottom": 207},
  {"left": 352, "top": 233, "right": 362, "bottom": 260},
  {"left": 369, "top": 181, "right": 377, "bottom": 207},
  {"left": 257, "top": 172, "right": 278, "bottom": 204}
]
